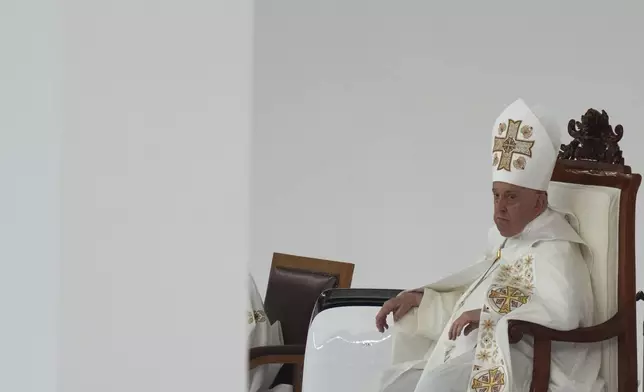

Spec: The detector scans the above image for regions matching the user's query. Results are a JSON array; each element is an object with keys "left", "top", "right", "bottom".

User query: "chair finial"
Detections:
[{"left": 558, "top": 108, "right": 625, "bottom": 165}]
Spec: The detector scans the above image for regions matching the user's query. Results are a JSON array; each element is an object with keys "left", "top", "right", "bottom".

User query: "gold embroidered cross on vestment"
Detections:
[
  {"left": 470, "top": 367, "right": 506, "bottom": 392},
  {"left": 488, "top": 286, "right": 530, "bottom": 314}
]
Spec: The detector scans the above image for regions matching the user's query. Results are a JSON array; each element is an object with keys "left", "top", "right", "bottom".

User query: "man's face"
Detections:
[{"left": 492, "top": 181, "right": 547, "bottom": 238}]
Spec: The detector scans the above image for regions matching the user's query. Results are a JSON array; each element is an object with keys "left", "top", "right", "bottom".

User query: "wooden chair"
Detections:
[
  {"left": 249, "top": 252, "right": 355, "bottom": 392},
  {"left": 507, "top": 108, "right": 640, "bottom": 391}
]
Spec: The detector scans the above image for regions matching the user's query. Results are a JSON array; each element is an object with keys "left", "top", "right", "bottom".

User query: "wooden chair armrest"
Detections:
[
  {"left": 249, "top": 344, "right": 306, "bottom": 369},
  {"left": 507, "top": 314, "right": 622, "bottom": 344},
  {"left": 506, "top": 315, "right": 622, "bottom": 392}
]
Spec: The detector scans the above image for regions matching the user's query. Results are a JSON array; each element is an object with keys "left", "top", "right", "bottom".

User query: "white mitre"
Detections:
[{"left": 491, "top": 98, "right": 562, "bottom": 191}]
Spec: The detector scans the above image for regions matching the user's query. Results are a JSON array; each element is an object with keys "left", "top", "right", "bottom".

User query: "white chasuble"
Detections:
[
  {"left": 379, "top": 233, "right": 504, "bottom": 391},
  {"left": 378, "top": 208, "right": 603, "bottom": 392}
]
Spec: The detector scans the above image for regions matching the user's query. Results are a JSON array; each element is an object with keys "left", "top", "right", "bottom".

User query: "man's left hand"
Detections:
[{"left": 448, "top": 309, "right": 481, "bottom": 340}]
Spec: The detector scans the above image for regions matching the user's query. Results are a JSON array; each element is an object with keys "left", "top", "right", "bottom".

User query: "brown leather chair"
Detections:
[{"left": 249, "top": 252, "right": 355, "bottom": 392}]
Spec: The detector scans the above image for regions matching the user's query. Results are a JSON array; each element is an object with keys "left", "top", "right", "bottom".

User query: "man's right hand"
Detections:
[{"left": 375, "top": 291, "right": 424, "bottom": 333}]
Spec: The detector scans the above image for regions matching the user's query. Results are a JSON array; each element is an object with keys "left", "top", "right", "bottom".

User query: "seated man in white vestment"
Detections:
[
  {"left": 248, "top": 275, "right": 293, "bottom": 392},
  {"left": 374, "top": 99, "right": 602, "bottom": 392}
]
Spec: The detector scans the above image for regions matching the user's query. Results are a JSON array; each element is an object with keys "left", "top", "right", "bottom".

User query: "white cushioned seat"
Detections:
[{"left": 548, "top": 181, "right": 621, "bottom": 391}]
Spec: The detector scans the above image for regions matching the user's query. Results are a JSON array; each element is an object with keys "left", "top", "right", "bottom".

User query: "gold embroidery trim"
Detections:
[{"left": 247, "top": 310, "right": 267, "bottom": 323}]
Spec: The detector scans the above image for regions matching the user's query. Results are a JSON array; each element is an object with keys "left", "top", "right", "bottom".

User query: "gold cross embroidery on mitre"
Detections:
[{"left": 493, "top": 119, "right": 535, "bottom": 171}]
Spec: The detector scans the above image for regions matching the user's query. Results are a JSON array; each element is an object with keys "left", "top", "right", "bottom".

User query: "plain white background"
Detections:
[
  {"left": 250, "top": 0, "right": 644, "bottom": 387},
  {"left": 0, "top": 1, "right": 61, "bottom": 390},
  {"left": 1, "top": 0, "right": 250, "bottom": 391}
]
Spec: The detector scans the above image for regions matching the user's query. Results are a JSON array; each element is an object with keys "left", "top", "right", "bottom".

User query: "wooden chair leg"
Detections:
[{"left": 530, "top": 336, "right": 552, "bottom": 392}]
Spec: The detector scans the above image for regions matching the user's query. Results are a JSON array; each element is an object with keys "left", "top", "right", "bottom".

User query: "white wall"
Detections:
[
  {"left": 251, "top": 0, "right": 644, "bottom": 385},
  {"left": 3, "top": 0, "right": 249, "bottom": 390},
  {"left": 0, "top": 0, "right": 61, "bottom": 391},
  {"left": 59, "top": 1, "right": 251, "bottom": 392}
]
